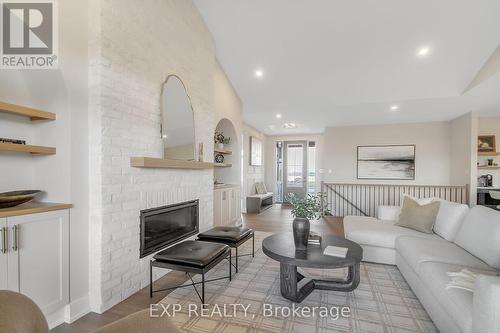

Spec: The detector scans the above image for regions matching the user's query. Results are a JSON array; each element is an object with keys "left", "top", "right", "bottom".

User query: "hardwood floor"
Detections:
[{"left": 51, "top": 204, "right": 343, "bottom": 333}]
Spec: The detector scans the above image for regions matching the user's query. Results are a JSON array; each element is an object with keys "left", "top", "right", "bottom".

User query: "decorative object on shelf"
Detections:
[
  {"left": 487, "top": 158, "right": 495, "bottom": 166},
  {"left": 287, "top": 192, "right": 329, "bottom": 250},
  {"left": 250, "top": 136, "right": 263, "bottom": 166},
  {"left": 357, "top": 145, "right": 415, "bottom": 180},
  {"left": 198, "top": 142, "right": 204, "bottom": 162},
  {"left": 0, "top": 138, "right": 26, "bottom": 145},
  {"left": 214, "top": 153, "right": 225, "bottom": 164},
  {"left": 478, "top": 135, "right": 496, "bottom": 152},
  {"left": 0, "top": 190, "right": 42, "bottom": 208},
  {"left": 214, "top": 131, "right": 231, "bottom": 150}
]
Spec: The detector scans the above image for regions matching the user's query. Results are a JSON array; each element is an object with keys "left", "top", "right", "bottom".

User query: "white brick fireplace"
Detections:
[{"left": 88, "top": 0, "right": 216, "bottom": 312}]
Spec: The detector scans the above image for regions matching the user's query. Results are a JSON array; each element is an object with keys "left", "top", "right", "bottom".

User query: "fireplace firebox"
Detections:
[{"left": 140, "top": 200, "right": 199, "bottom": 258}]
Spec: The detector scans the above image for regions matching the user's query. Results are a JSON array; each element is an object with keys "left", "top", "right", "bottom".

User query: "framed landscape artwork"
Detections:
[
  {"left": 250, "top": 136, "right": 263, "bottom": 166},
  {"left": 478, "top": 135, "right": 496, "bottom": 152},
  {"left": 357, "top": 145, "right": 416, "bottom": 180}
]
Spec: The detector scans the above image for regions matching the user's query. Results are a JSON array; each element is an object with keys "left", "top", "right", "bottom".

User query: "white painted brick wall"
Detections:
[{"left": 89, "top": 0, "right": 216, "bottom": 313}]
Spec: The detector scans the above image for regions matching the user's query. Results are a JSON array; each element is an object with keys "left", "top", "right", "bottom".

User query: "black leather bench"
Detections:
[
  {"left": 197, "top": 226, "right": 254, "bottom": 273},
  {"left": 149, "top": 240, "right": 231, "bottom": 303}
]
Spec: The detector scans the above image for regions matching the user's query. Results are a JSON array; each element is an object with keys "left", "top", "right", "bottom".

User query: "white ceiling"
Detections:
[{"left": 194, "top": 0, "right": 500, "bottom": 134}]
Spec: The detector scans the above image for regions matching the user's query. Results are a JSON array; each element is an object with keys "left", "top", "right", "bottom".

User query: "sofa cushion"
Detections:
[
  {"left": 344, "top": 216, "right": 441, "bottom": 249},
  {"left": 198, "top": 226, "right": 252, "bottom": 242},
  {"left": 418, "top": 261, "right": 477, "bottom": 332},
  {"left": 433, "top": 200, "right": 469, "bottom": 241},
  {"left": 377, "top": 205, "right": 401, "bottom": 221},
  {"left": 395, "top": 196, "right": 441, "bottom": 233},
  {"left": 455, "top": 206, "right": 500, "bottom": 269},
  {"left": 395, "top": 236, "right": 493, "bottom": 274},
  {"left": 154, "top": 241, "right": 228, "bottom": 267}
]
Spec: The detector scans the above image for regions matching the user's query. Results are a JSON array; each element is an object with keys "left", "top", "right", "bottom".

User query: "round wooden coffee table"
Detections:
[{"left": 262, "top": 233, "right": 363, "bottom": 303}]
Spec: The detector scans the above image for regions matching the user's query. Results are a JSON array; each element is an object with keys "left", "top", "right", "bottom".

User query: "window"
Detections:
[{"left": 307, "top": 141, "right": 316, "bottom": 194}]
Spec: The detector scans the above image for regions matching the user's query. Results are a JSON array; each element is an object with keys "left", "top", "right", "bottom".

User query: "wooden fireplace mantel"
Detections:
[{"left": 130, "top": 157, "right": 214, "bottom": 169}]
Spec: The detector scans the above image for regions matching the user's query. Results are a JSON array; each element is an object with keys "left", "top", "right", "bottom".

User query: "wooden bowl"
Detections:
[{"left": 0, "top": 190, "right": 42, "bottom": 208}]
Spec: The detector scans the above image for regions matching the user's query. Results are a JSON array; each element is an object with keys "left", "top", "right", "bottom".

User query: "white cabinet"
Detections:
[
  {"left": 0, "top": 210, "right": 69, "bottom": 320},
  {"left": 214, "top": 186, "right": 241, "bottom": 226},
  {"left": 230, "top": 187, "right": 241, "bottom": 223},
  {"left": 0, "top": 217, "right": 7, "bottom": 289}
]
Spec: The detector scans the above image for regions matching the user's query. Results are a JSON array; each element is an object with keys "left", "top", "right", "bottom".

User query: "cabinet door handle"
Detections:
[
  {"left": 12, "top": 225, "right": 18, "bottom": 252},
  {"left": 1, "top": 227, "right": 7, "bottom": 254}
]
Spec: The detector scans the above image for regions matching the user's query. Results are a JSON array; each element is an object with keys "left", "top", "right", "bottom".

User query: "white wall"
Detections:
[
  {"left": 322, "top": 122, "right": 452, "bottom": 185},
  {"left": 214, "top": 61, "right": 243, "bottom": 186},
  {"left": 478, "top": 115, "right": 500, "bottom": 186},
  {"left": 0, "top": 0, "right": 89, "bottom": 320},
  {"left": 450, "top": 112, "right": 478, "bottom": 204},
  {"left": 242, "top": 125, "right": 266, "bottom": 211}
]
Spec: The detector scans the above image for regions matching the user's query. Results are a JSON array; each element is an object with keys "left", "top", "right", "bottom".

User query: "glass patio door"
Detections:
[{"left": 283, "top": 141, "right": 308, "bottom": 201}]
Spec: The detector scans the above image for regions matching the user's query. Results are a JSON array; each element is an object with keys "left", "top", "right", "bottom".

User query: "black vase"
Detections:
[{"left": 293, "top": 217, "right": 310, "bottom": 250}]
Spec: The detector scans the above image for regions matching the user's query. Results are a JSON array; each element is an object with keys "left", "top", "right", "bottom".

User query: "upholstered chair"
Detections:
[
  {"left": 0, "top": 290, "right": 49, "bottom": 333},
  {"left": 0, "top": 291, "right": 180, "bottom": 333}
]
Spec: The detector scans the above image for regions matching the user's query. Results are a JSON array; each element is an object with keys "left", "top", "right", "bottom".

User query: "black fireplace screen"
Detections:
[{"left": 140, "top": 200, "right": 199, "bottom": 258}]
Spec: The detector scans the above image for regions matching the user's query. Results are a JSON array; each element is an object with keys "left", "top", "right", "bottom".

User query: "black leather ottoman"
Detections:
[
  {"left": 150, "top": 240, "right": 231, "bottom": 303},
  {"left": 198, "top": 226, "right": 254, "bottom": 273}
]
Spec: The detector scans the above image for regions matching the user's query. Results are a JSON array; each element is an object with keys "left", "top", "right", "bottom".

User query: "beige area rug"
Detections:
[{"left": 160, "top": 232, "right": 437, "bottom": 333}]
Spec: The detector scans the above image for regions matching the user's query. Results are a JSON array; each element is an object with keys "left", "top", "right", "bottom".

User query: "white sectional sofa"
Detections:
[{"left": 344, "top": 202, "right": 500, "bottom": 333}]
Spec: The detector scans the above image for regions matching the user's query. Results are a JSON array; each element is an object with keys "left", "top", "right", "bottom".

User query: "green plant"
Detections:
[
  {"left": 287, "top": 192, "right": 330, "bottom": 220},
  {"left": 214, "top": 131, "right": 231, "bottom": 145}
]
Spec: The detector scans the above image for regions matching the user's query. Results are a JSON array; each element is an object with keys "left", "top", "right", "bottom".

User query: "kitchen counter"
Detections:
[
  {"left": 477, "top": 187, "right": 500, "bottom": 191},
  {"left": 0, "top": 202, "right": 73, "bottom": 218}
]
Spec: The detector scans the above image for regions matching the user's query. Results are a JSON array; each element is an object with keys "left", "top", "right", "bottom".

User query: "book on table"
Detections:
[
  {"left": 308, "top": 232, "right": 322, "bottom": 245},
  {"left": 323, "top": 246, "right": 348, "bottom": 258}
]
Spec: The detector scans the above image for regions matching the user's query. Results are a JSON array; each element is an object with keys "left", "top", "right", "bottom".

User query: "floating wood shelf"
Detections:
[
  {"left": 214, "top": 148, "right": 232, "bottom": 155},
  {"left": 478, "top": 152, "right": 500, "bottom": 156},
  {"left": 214, "top": 163, "right": 232, "bottom": 168},
  {"left": 0, "top": 101, "right": 56, "bottom": 121},
  {"left": 130, "top": 157, "right": 214, "bottom": 169},
  {"left": 0, "top": 142, "right": 56, "bottom": 155},
  {"left": 478, "top": 165, "right": 500, "bottom": 169},
  {"left": 0, "top": 202, "right": 72, "bottom": 218}
]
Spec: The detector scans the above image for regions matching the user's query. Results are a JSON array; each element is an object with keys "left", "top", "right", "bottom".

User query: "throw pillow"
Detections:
[
  {"left": 396, "top": 196, "right": 441, "bottom": 233},
  {"left": 433, "top": 200, "right": 469, "bottom": 241},
  {"left": 255, "top": 182, "right": 267, "bottom": 194},
  {"left": 401, "top": 194, "right": 436, "bottom": 205},
  {"left": 377, "top": 205, "right": 401, "bottom": 221}
]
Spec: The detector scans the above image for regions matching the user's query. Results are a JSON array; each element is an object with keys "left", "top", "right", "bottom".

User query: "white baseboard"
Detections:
[
  {"left": 64, "top": 295, "right": 91, "bottom": 323},
  {"left": 47, "top": 307, "right": 66, "bottom": 329}
]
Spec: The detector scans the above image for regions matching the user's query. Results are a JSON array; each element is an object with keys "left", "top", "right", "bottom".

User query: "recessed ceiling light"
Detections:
[
  {"left": 417, "top": 47, "right": 430, "bottom": 57},
  {"left": 275, "top": 114, "right": 282, "bottom": 119},
  {"left": 255, "top": 69, "right": 264, "bottom": 78},
  {"left": 283, "top": 122, "right": 296, "bottom": 129},
  {"left": 390, "top": 105, "right": 399, "bottom": 111}
]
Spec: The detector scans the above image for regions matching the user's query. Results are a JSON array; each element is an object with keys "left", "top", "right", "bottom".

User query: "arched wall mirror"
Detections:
[{"left": 161, "top": 75, "right": 196, "bottom": 160}]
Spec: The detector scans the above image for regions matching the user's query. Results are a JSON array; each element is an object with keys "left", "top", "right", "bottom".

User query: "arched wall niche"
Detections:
[{"left": 214, "top": 118, "right": 241, "bottom": 185}]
